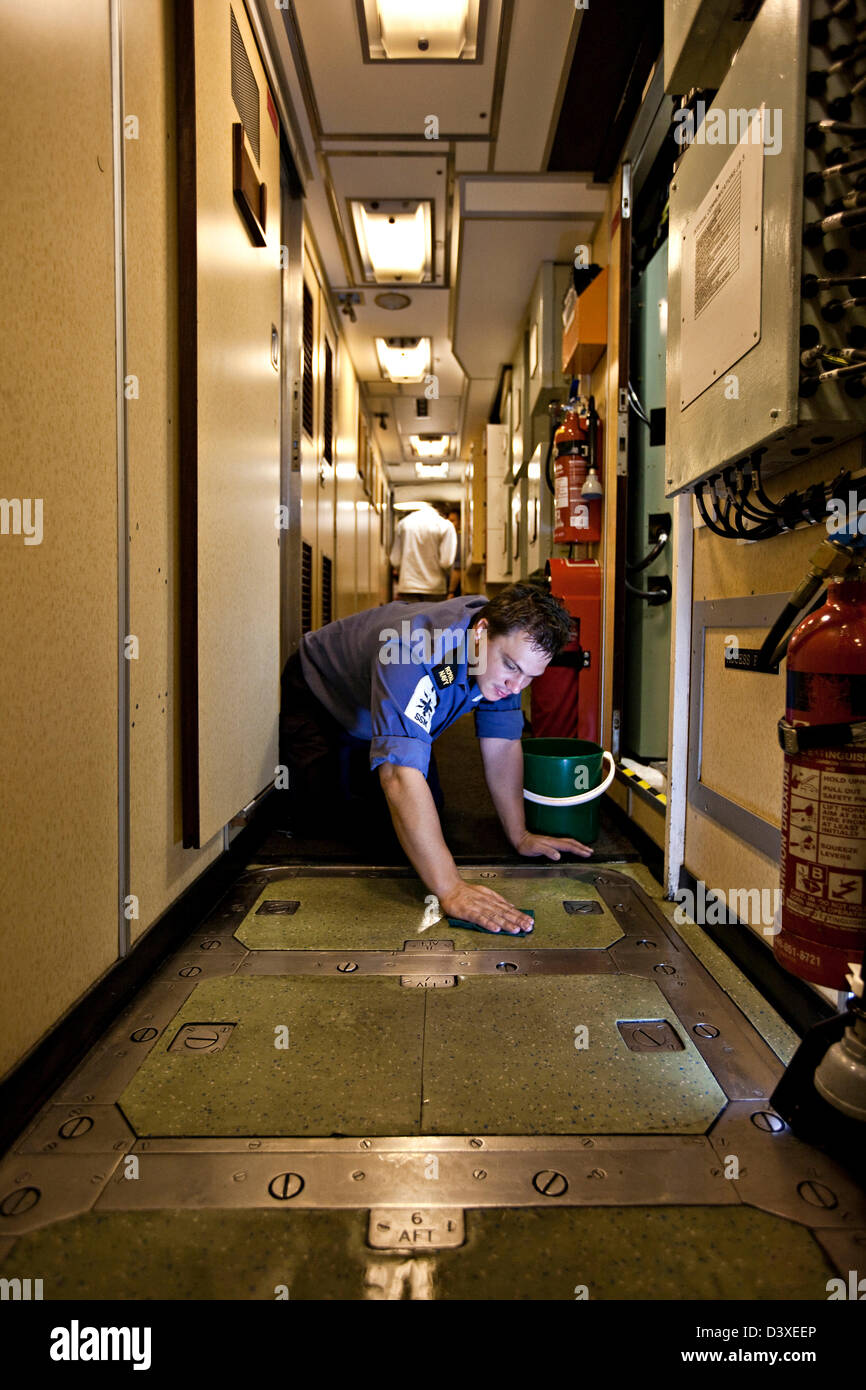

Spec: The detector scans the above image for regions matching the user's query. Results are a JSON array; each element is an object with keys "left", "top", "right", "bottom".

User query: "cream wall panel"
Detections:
[
  {"left": 700, "top": 628, "right": 785, "bottom": 827},
  {"left": 335, "top": 347, "right": 360, "bottom": 617},
  {"left": 627, "top": 793, "right": 666, "bottom": 850},
  {"left": 693, "top": 440, "right": 863, "bottom": 602},
  {"left": 0, "top": 0, "right": 119, "bottom": 1076},
  {"left": 193, "top": 0, "right": 281, "bottom": 842},
  {"left": 123, "top": 0, "right": 221, "bottom": 937},
  {"left": 685, "top": 426, "right": 863, "bottom": 1000}
]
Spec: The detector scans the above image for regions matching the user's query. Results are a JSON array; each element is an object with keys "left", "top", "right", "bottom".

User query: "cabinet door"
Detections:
[
  {"left": 179, "top": 0, "right": 281, "bottom": 846},
  {"left": 485, "top": 424, "right": 511, "bottom": 582}
]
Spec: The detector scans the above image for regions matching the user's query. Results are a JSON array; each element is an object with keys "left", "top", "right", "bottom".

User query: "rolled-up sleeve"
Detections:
[
  {"left": 369, "top": 649, "right": 435, "bottom": 775},
  {"left": 474, "top": 692, "right": 524, "bottom": 740}
]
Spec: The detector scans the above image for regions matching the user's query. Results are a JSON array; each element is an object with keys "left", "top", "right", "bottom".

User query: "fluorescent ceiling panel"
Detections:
[
  {"left": 351, "top": 200, "right": 432, "bottom": 284},
  {"left": 375, "top": 336, "right": 431, "bottom": 382},
  {"left": 409, "top": 434, "right": 450, "bottom": 456},
  {"left": 364, "top": 0, "right": 479, "bottom": 60}
]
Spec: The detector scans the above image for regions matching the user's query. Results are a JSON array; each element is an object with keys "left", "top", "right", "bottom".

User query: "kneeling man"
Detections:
[{"left": 280, "top": 584, "right": 592, "bottom": 934}]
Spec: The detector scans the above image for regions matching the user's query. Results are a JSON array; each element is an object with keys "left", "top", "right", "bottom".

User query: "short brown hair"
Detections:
[{"left": 476, "top": 583, "right": 572, "bottom": 658}]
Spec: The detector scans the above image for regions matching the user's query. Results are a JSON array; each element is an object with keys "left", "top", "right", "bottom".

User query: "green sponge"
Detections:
[{"left": 445, "top": 909, "right": 534, "bottom": 936}]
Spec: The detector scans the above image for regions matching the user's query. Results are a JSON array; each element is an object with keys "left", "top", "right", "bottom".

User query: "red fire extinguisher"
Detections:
[
  {"left": 775, "top": 578, "right": 866, "bottom": 989},
  {"left": 549, "top": 397, "right": 602, "bottom": 544}
]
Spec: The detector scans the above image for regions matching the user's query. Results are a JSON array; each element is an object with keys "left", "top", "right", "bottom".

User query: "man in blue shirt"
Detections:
[{"left": 279, "top": 583, "right": 592, "bottom": 933}]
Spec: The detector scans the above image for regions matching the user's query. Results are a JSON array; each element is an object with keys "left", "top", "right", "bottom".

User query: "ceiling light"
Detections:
[
  {"left": 375, "top": 336, "right": 431, "bottom": 383},
  {"left": 415, "top": 461, "right": 449, "bottom": 478},
  {"left": 362, "top": 0, "right": 479, "bottom": 60},
  {"left": 409, "top": 434, "right": 450, "bottom": 457},
  {"left": 375, "top": 291, "right": 412, "bottom": 311},
  {"left": 351, "top": 200, "right": 432, "bottom": 284}
]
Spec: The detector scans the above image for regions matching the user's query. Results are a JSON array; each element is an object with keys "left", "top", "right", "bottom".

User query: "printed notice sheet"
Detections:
[{"left": 679, "top": 108, "right": 764, "bottom": 409}]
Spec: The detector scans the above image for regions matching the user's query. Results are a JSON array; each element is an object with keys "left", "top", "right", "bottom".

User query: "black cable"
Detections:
[{"left": 626, "top": 532, "right": 669, "bottom": 573}]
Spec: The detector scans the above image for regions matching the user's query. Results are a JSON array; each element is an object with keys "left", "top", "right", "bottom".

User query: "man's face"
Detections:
[{"left": 471, "top": 619, "right": 551, "bottom": 701}]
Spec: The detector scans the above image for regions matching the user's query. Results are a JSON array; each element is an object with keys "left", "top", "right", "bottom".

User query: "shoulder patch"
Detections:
[
  {"left": 404, "top": 675, "right": 438, "bottom": 731},
  {"left": 432, "top": 662, "right": 456, "bottom": 689}
]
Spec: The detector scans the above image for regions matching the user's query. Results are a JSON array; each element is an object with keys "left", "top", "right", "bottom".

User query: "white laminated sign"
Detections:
[{"left": 679, "top": 108, "right": 765, "bottom": 409}]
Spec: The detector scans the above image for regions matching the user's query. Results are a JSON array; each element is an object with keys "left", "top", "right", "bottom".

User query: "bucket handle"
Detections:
[{"left": 523, "top": 751, "right": 616, "bottom": 807}]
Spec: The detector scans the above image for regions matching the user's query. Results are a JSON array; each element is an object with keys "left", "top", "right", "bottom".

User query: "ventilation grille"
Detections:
[
  {"left": 231, "top": 8, "right": 260, "bottom": 165},
  {"left": 321, "top": 554, "right": 333, "bottom": 626},
  {"left": 302, "top": 282, "right": 314, "bottom": 438},
  {"left": 301, "top": 541, "right": 312, "bottom": 635},
  {"left": 416, "top": 397, "right": 429, "bottom": 418},
  {"left": 323, "top": 340, "right": 333, "bottom": 464}
]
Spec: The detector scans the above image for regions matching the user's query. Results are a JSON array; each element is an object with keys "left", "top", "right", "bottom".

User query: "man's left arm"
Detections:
[{"left": 479, "top": 736, "right": 593, "bottom": 859}]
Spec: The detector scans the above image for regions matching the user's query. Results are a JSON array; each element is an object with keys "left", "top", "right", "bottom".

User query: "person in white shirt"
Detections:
[{"left": 390, "top": 501, "right": 457, "bottom": 601}]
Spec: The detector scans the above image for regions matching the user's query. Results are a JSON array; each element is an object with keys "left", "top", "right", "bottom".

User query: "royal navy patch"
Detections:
[{"left": 432, "top": 662, "right": 456, "bottom": 689}]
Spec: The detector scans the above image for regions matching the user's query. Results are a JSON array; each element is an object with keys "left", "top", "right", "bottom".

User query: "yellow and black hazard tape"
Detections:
[{"left": 617, "top": 764, "right": 667, "bottom": 807}]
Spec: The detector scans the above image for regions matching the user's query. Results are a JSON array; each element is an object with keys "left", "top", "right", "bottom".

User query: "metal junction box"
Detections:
[
  {"left": 666, "top": 0, "right": 866, "bottom": 496},
  {"left": 664, "top": 0, "right": 756, "bottom": 95}
]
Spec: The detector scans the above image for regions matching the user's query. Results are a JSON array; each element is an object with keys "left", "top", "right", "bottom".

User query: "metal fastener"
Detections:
[
  {"left": 268, "top": 1172, "right": 304, "bottom": 1200},
  {"left": 532, "top": 1170, "right": 568, "bottom": 1197},
  {"left": 750, "top": 1111, "right": 784, "bottom": 1133}
]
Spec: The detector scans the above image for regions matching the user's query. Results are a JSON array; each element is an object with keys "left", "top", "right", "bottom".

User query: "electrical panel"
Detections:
[
  {"left": 526, "top": 262, "right": 574, "bottom": 420},
  {"left": 666, "top": 0, "right": 866, "bottom": 496},
  {"left": 664, "top": 0, "right": 755, "bottom": 95}
]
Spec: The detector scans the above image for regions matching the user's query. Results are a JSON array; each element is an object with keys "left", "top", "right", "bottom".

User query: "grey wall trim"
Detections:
[
  {"left": 689, "top": 594, "right": 788, "bottom": 860},
  {"left": 110, "top": 0, "right": 130, "bottom": 958}
]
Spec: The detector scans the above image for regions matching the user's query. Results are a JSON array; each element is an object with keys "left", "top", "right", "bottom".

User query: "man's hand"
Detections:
[
  {"left": 514, "top": 831, "right": 593, "bottom": 860},
  {"left": 439, "top": 881, "right": 533, "bottom": 935}
]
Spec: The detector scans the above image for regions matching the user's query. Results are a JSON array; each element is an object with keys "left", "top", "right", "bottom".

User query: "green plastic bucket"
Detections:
[{"left": 522, "top": 738, "right": 615, "bottom": 843}]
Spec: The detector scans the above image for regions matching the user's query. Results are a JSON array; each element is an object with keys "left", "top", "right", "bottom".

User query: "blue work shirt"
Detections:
[{"left": 298, "top": 596, "right": 524, "bottom": 776}]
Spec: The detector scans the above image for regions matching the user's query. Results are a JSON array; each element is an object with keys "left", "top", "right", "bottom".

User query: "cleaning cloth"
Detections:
[{"left": 445, "top": 909, "right": 535, "bottom": 936}]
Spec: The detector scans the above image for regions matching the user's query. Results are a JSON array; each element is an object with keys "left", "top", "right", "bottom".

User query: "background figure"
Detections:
[
  {"left": 446, "top": 506, "right": 462, "bottom": 598},
  {"left": 390, "top": 501, "right": 457, "bottom": 601}
]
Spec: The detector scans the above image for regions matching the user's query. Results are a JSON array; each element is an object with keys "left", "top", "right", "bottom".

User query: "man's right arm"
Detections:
[{"left": 378, "top": 763, "right": 533, "bottom": 933}]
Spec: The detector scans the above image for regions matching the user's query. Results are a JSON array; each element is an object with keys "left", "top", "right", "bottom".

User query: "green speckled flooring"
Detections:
[
  {"left": 120, "top": 977, "right": 425, "bottom": 1137},
  {"left": 423, "top": 976, "right": 726, "bottom": 1135},
  {"left": 118, "top": 975, "right": 725, "bottom": 1137},
  {"left": 0, "top": 1206, "right": 837, "bottom": 1300},
  {"left": 236, "top": 874, "right": 622, "bottom": 951},
  {"left": 1, "top": 856, "right": 844, "bottom": 1303}
]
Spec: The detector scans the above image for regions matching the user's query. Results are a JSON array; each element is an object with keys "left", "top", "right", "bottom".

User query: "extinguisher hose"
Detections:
[
  {"left": 543, "top": 408, "right": 558, "bottom": 497},
  {"left": 760, "top": 592, "right": 821, "bottom": 670}
]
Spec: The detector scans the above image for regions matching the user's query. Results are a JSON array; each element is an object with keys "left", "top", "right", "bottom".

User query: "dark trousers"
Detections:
[{"left": 277, "top": 651, "right": 443, "bottom": 844}]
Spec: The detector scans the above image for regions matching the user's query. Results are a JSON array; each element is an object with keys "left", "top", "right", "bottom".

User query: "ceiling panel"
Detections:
[
  {"left": 494, "top": 0, "right": 581, "bottom": 172},
  {"left": 453, "top": 219, "right": 596, "bottom": 378},
  {"left": 327, "top": 152, "right": 450, "bottom": 284},
  {"left": 289, "top": 0, "right": 505, "bottom": 137}
]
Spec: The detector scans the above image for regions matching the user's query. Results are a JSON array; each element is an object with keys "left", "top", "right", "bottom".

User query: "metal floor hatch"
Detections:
[{"left": 1, "top": 865, "right": 863, "bottom": 1300}]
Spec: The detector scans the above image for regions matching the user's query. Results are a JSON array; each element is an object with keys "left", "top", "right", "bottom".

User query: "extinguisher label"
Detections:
[
  {"left": 555, "top": 477, "right": 569, "bottom": 509},
  {"left": 782, "top": 747, "right": 866, "bottom": 932}
]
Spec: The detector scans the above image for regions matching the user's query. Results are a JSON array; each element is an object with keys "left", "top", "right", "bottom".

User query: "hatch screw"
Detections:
[{"left": 472, "top": 1169, "right": 487, "bottom": 1180}]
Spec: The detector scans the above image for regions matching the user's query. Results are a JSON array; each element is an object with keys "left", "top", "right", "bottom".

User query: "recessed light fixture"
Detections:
[
  {"left": 351, "top": 200, "right": 432, "bottom": 284},
  {"left": 375, "top": 336, "right": 431, "bottom": 383},
  {"left": 361, "top": 0, "right": 480, "bottom": 60},
  {"left": 415, "top": 461, "right": 449, "bottom": 478},
  {"left": 409, "top": 434, "right": 450, "bottom": 458},
  {"left": 375, "top": 291, "right": 412, "bottom": 311}
]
